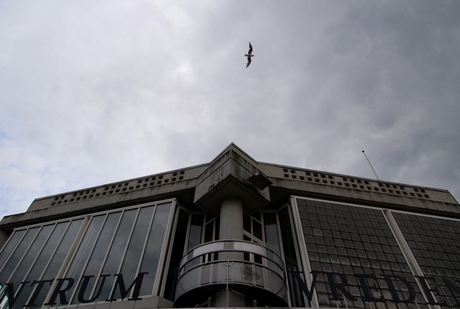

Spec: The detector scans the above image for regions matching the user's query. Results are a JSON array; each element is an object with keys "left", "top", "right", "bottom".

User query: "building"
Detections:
[{"left": 1, "top": 143, "right": 460, "bottom": 309}]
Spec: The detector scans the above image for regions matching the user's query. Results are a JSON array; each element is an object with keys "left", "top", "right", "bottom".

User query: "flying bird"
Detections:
[{"left": 245, "top": 42, "right": 254, "bottom": 68}]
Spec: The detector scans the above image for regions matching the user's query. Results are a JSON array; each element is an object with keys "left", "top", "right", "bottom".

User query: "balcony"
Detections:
[{"left": 174, "top": 240, "right": 288, "bottom": 307}]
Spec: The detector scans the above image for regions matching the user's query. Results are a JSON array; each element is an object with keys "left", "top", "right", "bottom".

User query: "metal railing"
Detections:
[{"left": 175, "top": 240, "right": 288, "bottom": 304}]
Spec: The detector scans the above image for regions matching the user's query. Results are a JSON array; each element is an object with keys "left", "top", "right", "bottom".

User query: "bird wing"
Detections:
[
  {"left": 246, "top": 57, "right": 252, "bottom": 68},
  {"left": 248, "top": 42, "right": 253, "bottom": 54}
]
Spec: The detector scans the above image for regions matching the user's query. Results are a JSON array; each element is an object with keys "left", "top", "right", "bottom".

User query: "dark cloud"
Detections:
[{"left": 1, "top": 1, "right": 459, "bottom": 217}]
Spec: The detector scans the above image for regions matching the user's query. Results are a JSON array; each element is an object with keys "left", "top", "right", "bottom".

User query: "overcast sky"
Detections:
[{"left": 1, "top": 1, "right": 459, "bottom": 218}]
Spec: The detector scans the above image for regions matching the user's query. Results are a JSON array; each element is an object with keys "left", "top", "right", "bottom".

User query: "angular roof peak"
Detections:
[
  {"left": 193, "top": 143, "right": 271, "bottom": 214},
  {"left": 209, "top": 143, "right": 259, "bottom": 166}
]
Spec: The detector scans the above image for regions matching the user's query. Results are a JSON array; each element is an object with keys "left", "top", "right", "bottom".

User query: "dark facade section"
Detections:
[
  {"left": 296, "top": 198, "right": 427, "bottom": 308},
  {"left": 393, "top": 213, "right": 460, "bottom": 307},
  {"left": 0, "top": 201, "right": 174, "bottom": 309},
  {"left": 0, "top": 144, "right": 459, "bottom": 309}
]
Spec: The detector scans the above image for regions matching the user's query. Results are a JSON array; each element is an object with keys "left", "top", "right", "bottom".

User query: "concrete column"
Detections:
[
  {"left": 219, "top": 196, "right": 244, "bottom": 240},
  {"left": 217, "top": 197, "right": 245, "bottom": 307}
]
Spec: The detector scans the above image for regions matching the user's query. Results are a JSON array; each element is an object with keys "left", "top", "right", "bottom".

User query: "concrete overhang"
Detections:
[
  {"left": 194, "top": 175, "right": 270, "bottom": 215},
  {"left": 193, "top": 145, "right": 271, "bottom": 215}
]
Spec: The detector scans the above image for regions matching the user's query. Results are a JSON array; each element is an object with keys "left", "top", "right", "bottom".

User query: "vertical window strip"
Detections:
[
  {"left": 290, "top": 197, "right": 318, "bottom": 308},
  {"left": 383, "top": 210, "right": 424, "bottom": 276},
  {"left": 0, "top": 230, "right": 27, "bottom": 275},
  {"left": 110, "top": 206, "right": 153, "bottom": 301},
  {"left": 96, "top": 208, "right": 137, "bottom": 302},
  {"left": 3, "top": 227, "right": 41, "bottom": 284},
  {"left": 66, "top": 215, "right": 107, "bottom": 303},
  {"left": 160, "top": 205, "right": 188, "bottom": 299},
  {"left": 186, "top": 214, "right": 204, "bottom": 251},
  {"left": 136, "top": 205, "right": 158, "bottom": 274},
  {"left": 0, "top": 200, "right": 177, "bottom": 309},
  {"left": 94, "top": 208, "right": 139, "bottom": 302},
  {"left": 36, "top": 221, "right": 71, "bottom": 281},
  {"left": 52, "top": 217, "right": 91, "bottom": 283},
  {"left": 150, "top": 203, "right": 173, "bottom": 297},
  {"left": 71, "top": 212, "right": 123, "bottom": 304},
  {"left": 263, "top": 213, "right": 280, "bottom": 255},
  {"left": 88, "top": 211, "right": 124, "bottom": 301},
  {"left": 383, "top": 210, "right": 441, "bottom": 305},
  {"left": 20, "top": 223, "right": 61, "bottom": 307},
  {"left": 36, "top": 219, "right": 86, "bottom": 308},
  {"left": 131, "top": 205, "right": 158, "bottom": 297},
  {"left": 156, "top": 204, "right": 176, "bottom": 297},
  {"left": 1, "top": 225, "right": 54, "bottom": 308},
  {"left": 118, "top": 207, "right": 142, "bottom": 274},
  {"left": 275, "top": 212, "right": 284, "bottom": 258},
  {"left": 146, "top": 202, "right": 175, "bottom": 296},
  {"left": 120, "top": 207, "right": 155, "bottom": 274}
]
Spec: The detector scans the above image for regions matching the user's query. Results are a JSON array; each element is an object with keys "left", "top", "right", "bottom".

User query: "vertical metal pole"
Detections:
[
  {"left": 224, "top": 261, "right": 233, "bottom": 307},
  {"left": 362, "top": 150, "right": 380, "bottom": 181}
]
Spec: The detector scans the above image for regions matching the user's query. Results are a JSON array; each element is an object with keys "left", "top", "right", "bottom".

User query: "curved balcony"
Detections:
[{"left": 174, "top": 240, "right": 288, "bottom": 307}]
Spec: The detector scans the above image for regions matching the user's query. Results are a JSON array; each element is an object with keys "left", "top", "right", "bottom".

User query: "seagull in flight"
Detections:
[{"left": 245, "top": 42, "right": 254, "bottom": 68}]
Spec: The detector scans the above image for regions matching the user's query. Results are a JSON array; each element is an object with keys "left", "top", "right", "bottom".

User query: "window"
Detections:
[
  {"left": 0, "top": 200, "right": 174, "bottom": 309},
  {"left": 0, "top": 220, "right": 84, "bottom": 309},
  {"left": 243, "top": 212, "right": 263, "bottom": 243},
  {"left": 293, "top": 197, "right": 439, "bottom": 308}
]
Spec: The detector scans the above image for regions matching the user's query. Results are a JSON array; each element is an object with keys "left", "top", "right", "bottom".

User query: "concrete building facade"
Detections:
[{"left": 0, "top": 144, "right": 459, "bottom": 309}]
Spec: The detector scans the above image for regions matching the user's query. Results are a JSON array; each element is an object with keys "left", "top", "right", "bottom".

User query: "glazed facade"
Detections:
[{"left": 1, "top": 144, "right": 459, "bottom": 309}]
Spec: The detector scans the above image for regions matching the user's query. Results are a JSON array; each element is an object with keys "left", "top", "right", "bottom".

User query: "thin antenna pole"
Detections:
[{"left": 362, "top": 150, "right": 380, "bottom": 181}]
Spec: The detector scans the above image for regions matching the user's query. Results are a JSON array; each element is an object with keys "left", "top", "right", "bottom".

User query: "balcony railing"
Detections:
[{"left": 174, "top": 240, "right": 288, "bottom": 306}]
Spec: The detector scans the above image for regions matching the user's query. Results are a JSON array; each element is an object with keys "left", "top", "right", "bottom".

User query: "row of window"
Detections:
[
  {"left": 0, "top": 201, "right": 174, "bottom": 309},
  {"left": 3, "top": 195, "right": 460, "bottom": 309},
  {"left": 295, "top": 197, "right": 460, "bottom": 308}
]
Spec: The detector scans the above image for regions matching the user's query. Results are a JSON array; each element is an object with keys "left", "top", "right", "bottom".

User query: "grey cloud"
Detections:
[{"left": 1, "top": 1, "right": 459, "bottom": 218}]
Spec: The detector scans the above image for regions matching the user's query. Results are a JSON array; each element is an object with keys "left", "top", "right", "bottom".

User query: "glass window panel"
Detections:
[
  {"left": 279, "top": 206, "right": 305, "bottom": 307},
  {"left": 204, "top": 221, "right": 214, "bottom": 243},
  {"left": 253, "top": 219, "right": 262, "bottom": 240},
  {"left": 139, "top": 202, "right": 172, "bottom": 295},
  {"left": 97, "top": 209, "right": 138, "bottom": 302},
  {"left": 214, "top": 217, "right": 220, "bottom": 240},
  {"left": 296, "top": 197, "right": 428, "bottom": 308},
  {"left": 7, "top": 225, "right": 54, "bottom": 308},
  {"left": 264, "top": 213, "right": 280, "bottom": 255},
  {"left": 0, "top": 230, "right": 26, "bottom": 274},
  {"left": 243, "top": 213, "right": 251, "bottom": 233},
  {"left": 119, "top": 206, "right": 154, "bottom": 274},
  {"left": 163, "top": 209, "right": 189, "bottom": 301},
  {"left": 42, "top": 219, "right": 84, "bottom": 279},
  {"left": 73, "top": 212, "right": 121, "bottom": 303},
  {"left": 187, "top": 214, "right": 203, "bottom": 251},
  {"left": 27, "top": 222, "right": 69, "bottom": 280},
  {"left": 111, "top": 206, "right": 155, "bottom": 300},
  {"left": 66, "top": 216, "right": 105, "bottom": 277},
  {"left": 34, "top": 219, "right": 84, "bottom": 308},
  {"left": 84, "top": 212, "right": 121, "bottom": 275},
  {"left": 64, "top": 215, "right": 105, "bottom": 300},
  {"left": 15, "top": 222, "right": 69, "bottom": 305},
  {"left": 0, "top": 227, "right": 40, "bottom": 283},
  {"left": 0, "top": 200, "right": 175, "bottom": 308},
  {"left": 393, "top": 212, "right": 460, "bottom": 307}
]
